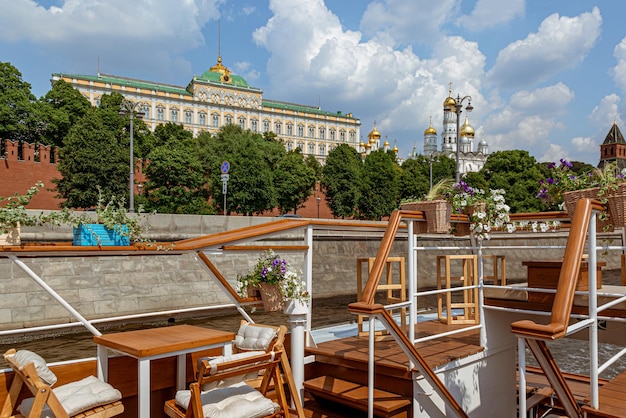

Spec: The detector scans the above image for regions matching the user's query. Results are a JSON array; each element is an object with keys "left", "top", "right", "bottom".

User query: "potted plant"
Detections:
[
  {"left": 0, "top": 182, "right": 45, "bottom": 245},
  {"left": 446, "top": 181, "right": 512, "bottom": 240},
  {"left": 235, "top": 250, "right": 310, "bottom": 312},
  {"left": 400, "top": 178, "right": 455, "bottom": 233},
  {"left": 61, "top": 188, "right": 150, "bottom": 246},
  {"left": 537, "top": 159, "right": 614, "bottom": 230}
]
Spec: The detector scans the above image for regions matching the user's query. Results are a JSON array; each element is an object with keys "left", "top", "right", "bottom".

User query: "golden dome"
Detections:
[
  {"left": 392, "top": 142, "right": 399, "bottom": 152},
  {"left": 424, "top": 116, "right": 437, "bottom": 135},
  {"left": 365, "top": 142, "right": 372, "bottom": 149},
  {"left": 459, "top": 116, "right": 475, "bottom": 137},
  {"left": 443, "top": 95, "right": 456, "bottom": 110},
  {"left": 443, "top": 82, "right": 456, "bottom": 110},
  {"left": 368, "top": 121, "right": 381, "bottom": 142},
  {"left": 383, "top": 138, "right": 390, "bottom": 147}
]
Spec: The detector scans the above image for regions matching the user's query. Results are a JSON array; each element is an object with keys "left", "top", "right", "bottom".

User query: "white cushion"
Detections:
[
  {"left": 175, "top": 381, "right": 279, "bottom": 418},
  {"left": 234, "top": 323, "right": 277, "bottom": 351},
  {"left": 198, "top": 351, "right": 265, "bottom": 391},
  {"left": 19, "top": 375, "right": 122, "bottom": 417},
  {"left": 11, "top": 350, "right": 57, "bottom": 386}
]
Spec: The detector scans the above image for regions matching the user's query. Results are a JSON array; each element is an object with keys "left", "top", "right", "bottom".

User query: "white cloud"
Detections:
[
  {"left": 359, "top": 0, "right": 456, "bottom": 46},
  {"left": 541, "top": 144, "right": 571, "bottom": 163},
  {"left": 483, "top": 84, "right": 572, "bottom": 154},
  {"left": 457, "top": 0, "right": 525, "bottom": 31},
  {"left": 487, "top": 7, "right": 602, "bottom": 89},
  {"left": 571, "top": 136, "right": 595, "bottom": 153},
  {"left": 612, "top": 37, "right": 626, "bottom": 93},
  {"left": 0, "top": 0, "right": 220, "bottom": 81},
  {"left": 589, "top": 94, "right": 623, "bottom": 129}
]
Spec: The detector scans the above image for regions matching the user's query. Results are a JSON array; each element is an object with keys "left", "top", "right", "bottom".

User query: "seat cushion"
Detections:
[
  {"left": 19, "top": 375, "right": 122, "bottom": 417},
  {"left": 11, "top": 349, "right": 58, "bottom": 386},
  {"left": 235, "top": 323, "right": 277, "bottom": 351},
  {"left": 175, "top": 382, "right": 279, "bottom": 418}
]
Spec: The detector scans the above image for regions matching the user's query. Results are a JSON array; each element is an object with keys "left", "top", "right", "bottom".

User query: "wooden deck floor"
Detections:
[{"left": 308, "top": 319, "right": 483, "bottom": 374}]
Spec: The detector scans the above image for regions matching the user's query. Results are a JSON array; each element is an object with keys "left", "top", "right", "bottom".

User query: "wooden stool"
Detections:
[
  {"left": 482, "top": 255, "right": 506, "bottom": 285},
  {"left": 436, "top": 255, "right": 479, "bottom": 325},
  {"left": 356, "top": 257, "right": 406, "bottom": 336}
]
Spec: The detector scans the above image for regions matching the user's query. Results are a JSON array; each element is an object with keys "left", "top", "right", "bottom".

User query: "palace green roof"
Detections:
[
  {"left": 53, "top": 73, "right": 191, "bottom": 96},
  {"left": 195, "top": 70, "right": 252, "bottom": 89},
  {"left": 262, "top": 99, "right": 358, "bottom": 120}
]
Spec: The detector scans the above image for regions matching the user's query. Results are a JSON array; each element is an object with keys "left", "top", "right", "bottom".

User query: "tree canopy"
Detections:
[{"left": 322, "top": 144, "right": 362, "bottom": 218}]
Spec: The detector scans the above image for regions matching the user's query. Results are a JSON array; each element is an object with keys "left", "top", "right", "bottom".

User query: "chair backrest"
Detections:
[
  {"left": 2, "top": 348, "right": 70, "bottom": 418},
  {"left": 233, "top": 320, "right": 286, "bottom": 353},
  {"left": 190, "top": 345, "right": 288, "bottom": 418}
]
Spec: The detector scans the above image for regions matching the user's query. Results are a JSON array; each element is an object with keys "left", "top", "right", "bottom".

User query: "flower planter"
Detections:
[
  {"left": 257, "top": 282, "right": 284, "bottom": 312},
  {"left": 73, "top": 224, "right": 130, "bottom": 246},
  {"left": 0, "top": 225, "right": 20, "bottom": 246},
  {"left": 563, "top": 188, "right": 613, "bottom": 231},
  {"left": 283, "top": 299, "right": 308, "bottom": 315},
  {"left": 401, "top": 200, "right": 451, "bottom": 233}
]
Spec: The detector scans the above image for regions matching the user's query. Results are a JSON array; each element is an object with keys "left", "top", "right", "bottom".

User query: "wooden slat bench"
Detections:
[{"left": 304, "top": 376, "right": 410, "bottom": 418}]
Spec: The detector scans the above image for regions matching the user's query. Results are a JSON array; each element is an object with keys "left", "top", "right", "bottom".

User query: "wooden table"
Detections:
[
  {"left": 523, "top": 260, "right": 606, "bottom": 304},
  {"left": 94, "top": 324, "right": 235, "bottom": 418}
]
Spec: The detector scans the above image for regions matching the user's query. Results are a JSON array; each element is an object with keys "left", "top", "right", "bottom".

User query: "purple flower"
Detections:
[
  {"left": 560, "top": 159, "right": 573, "bottom": 169},
  {"left": 548, "top": 162, "right": 556, "bottom": 169}
]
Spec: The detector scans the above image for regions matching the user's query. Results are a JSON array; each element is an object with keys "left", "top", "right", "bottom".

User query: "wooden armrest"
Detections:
[{"left": 511, "top": 320, "right": 566, "bottom": 340}]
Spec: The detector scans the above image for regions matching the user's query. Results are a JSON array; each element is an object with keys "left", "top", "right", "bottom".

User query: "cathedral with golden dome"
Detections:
[
  {"left": 417, "top": 86, "right": 489, "bottom": 175},
  {"left": 359, "top": 122, "right": 399, "bottom": 157}
]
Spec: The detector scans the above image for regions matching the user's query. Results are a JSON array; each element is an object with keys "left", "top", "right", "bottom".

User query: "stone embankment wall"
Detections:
[{"left": 1, "top": 213, "right": 622, "bottom": 331}]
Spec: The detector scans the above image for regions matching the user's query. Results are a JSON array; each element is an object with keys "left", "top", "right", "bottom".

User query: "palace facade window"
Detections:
[
  {"left": 212, "top": 113, "right": 219, "bottom": 127},
  {"left": 263, "top": 120, "right": 270, "bottom": 132},
  {"left": 251, "top": 119, "right": 258, "bottom": 132},
  {"left": 275, "top": 121, "right": 282, "bottom": 134},
  {"left": 330, "top": 129, "right": 335, "bottom": 141},
  {"left": 308, "top": 126, "right": 315, "bottom": 138},
  {"left": 298, "top": 125, "right": 304, "bottom": 137},
  {"left": 199, "top": 112, "right": 206, "bottom": 126},
  {"left": 141, "top": 105, "right": 150, "bottom": 119},
  {"left": 170, "top": 108, "right": 179, "bottom": 122},
  {"left": 225, "top": 114, "right": 232, "bottom": 125},
  {"left": 184, "top": 110, "right": 192, "bottom": 124},
  {"left": 319, "top": 128, "right": 325, "bottom": 140},
  {"left": 287, "top": 123, "right": 293, "bottom": 136},
  {"left": 238, "top": 117, "right": 246, "bottom": 129},
  {"left": 340, "top": 130, "right": 346, "bottom": 142},
  {"left": 308, "top": 143, "right": 315, "bottom": 154},
  {"left": 157, "top": 107, "right": 164, "bottom": 121}
]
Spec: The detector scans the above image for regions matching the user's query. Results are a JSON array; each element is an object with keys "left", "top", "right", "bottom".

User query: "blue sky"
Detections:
[{"left": 1, "top": 0, "right": 626, "bottom": 166}]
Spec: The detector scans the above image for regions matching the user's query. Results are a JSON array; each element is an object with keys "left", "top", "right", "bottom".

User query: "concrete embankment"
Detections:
[{"left": 1, "top": 213, "right": 622, "bottom": 331}]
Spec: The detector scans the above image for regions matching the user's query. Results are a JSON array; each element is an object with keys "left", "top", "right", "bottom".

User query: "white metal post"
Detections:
[{"left": 588, "top": 211, "right": 599, "bottom": 408}]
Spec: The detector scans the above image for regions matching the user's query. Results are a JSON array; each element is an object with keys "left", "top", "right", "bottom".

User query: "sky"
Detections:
[{"left": 1, "top": 0, "right": 626, "bottom": 166}]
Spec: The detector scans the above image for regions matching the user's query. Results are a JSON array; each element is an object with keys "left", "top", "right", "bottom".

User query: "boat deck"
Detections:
[{"left": 308, "top": 319, "right": 482, "bottom": 373}]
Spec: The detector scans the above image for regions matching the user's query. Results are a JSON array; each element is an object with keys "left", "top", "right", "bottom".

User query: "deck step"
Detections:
[{"left": 303, "top": 375, "right": 411, "bottom": 418}]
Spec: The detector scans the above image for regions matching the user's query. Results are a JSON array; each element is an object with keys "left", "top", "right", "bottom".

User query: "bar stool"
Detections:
[
  {"left": 356, "top": 257, "right": 406, "bottom": 336},
  {"left": 436, "top": 255, "right": 479, "bottom": 324},
  {"left": 482, "top": 255, "right": 506, "bottom": 286}
]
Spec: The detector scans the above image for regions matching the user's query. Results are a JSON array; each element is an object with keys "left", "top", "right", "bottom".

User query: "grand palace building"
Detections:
[{"left": 52, "top": 55, "right": 361, "bottom": 163}]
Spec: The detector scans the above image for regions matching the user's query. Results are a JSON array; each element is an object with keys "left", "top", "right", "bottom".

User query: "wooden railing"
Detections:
[{"left": 511, "top": 198, "right": 603, "bottom": 418}]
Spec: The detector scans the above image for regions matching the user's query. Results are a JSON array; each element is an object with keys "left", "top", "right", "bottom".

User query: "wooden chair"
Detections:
[
  {"left": 165, "top": 322, "right": 305, "bottom": 418},
  {"left": 1, "top": 349, "right": 124, "bottom": 418},
  {"left": 192, "top": 320, "right": 286, "bottom": 377}
]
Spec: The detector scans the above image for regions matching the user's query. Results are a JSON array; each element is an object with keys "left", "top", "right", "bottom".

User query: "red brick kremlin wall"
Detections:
[
  {"left": 0, "top": 139, "right": 333, "bottom": 217},
  {"left": 0, "top": 140, "right": 62, "bottom": 209}
]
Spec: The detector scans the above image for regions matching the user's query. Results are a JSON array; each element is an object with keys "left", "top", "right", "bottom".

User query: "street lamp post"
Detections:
[
  {"left": 316, "top": 197, "right": 321, "bottom": 218},
  {"left": 119, "top": 100, "right": 145, "bottom": 213},
  {"left": 454, "top": 94, "right": 473, "bottom": 183},
  {"left": 429, "top": 155, "right": 433, "bottom": 191}
]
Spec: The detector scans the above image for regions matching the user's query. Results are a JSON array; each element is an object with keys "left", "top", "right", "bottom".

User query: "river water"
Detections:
[{"left": 3, "top": 274, "right": 626, "bottom": 380}]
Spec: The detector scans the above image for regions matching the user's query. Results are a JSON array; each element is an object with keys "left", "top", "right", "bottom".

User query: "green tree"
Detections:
[
  {"left": 481, "top": 150, "right": 544, "bottom": 213},
  {"left": 322, "top": 144, "right": 362, "bottom": 218},
  {"left": 54, "top": 115, "right": 128, "bottom": 208},
  {"left": 38, "top": 79, "right": 92, "bottom": 147},
  {"left": 274, "top": 149, "right": 317, "bottom": 214},
  {"left": 305, "top": 154, "right": 323, "bottom": 181},
  {"left": 358, "top": 150, "right": 400, "bottom": 220},
  {"left": 399, "top": 158, "right": 429, "bottom": 201},
  {"left": 0, "top": 62, "right": 38, "bottom": 142},
  {"left": 195, "top": 125, "right": 278, "bottom": 215},
  {"left": 142, "top": 144, "right": 211, "bottom": 214}
]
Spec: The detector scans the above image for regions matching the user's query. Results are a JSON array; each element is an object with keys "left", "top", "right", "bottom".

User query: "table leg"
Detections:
[
  {"left": 96, "top": 345, "right": 108, "bottom": 381},
  {"left": 138, "top": 359, "right": 151, "bottom": 418},
  {"left": 177, "top": 354, "right": 186, "bottom": 391}
]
